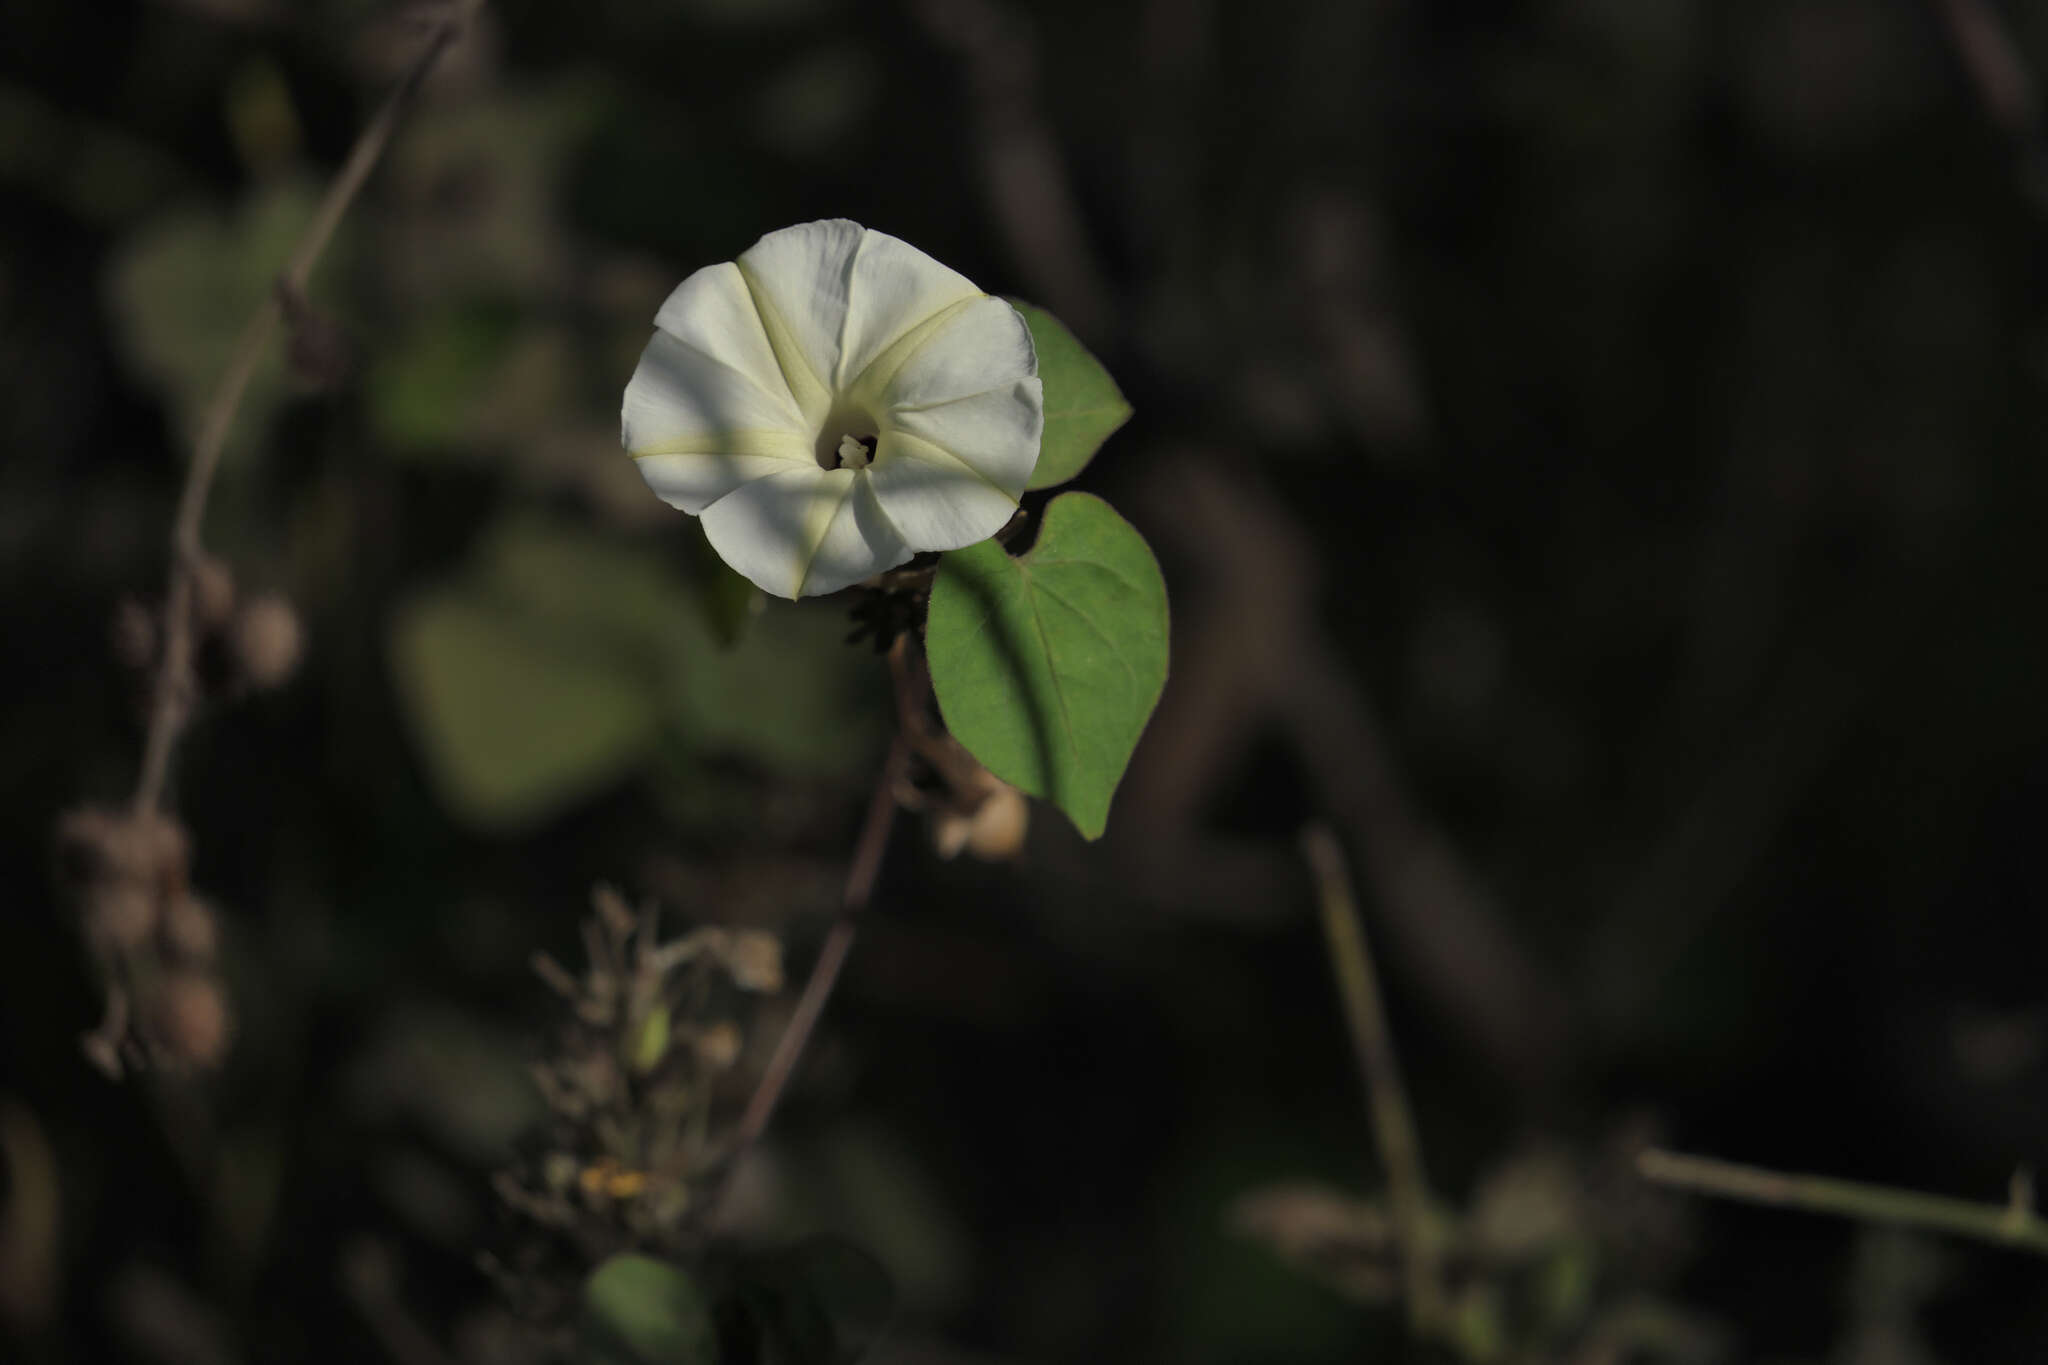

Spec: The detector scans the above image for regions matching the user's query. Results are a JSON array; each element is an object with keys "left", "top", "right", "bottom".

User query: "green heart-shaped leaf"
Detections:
[
  {"left": 579, "top": 1254, "right": 718, "bottom": 1365},
  {"left": 926, "top": 492, "right": 1168, "bottom": 840},
  {"left": 390, "top": 581, "right": 663, "bottom": 831},
  {"left": 1009, "top": 301, "right": 1131, "bottom": 490},
  {"left": 389, "top": 519, "right": 876, "bottom": 831}
]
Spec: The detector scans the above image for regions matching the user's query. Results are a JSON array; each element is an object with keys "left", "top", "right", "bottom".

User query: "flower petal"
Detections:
[
  {"left": 862, "top": 295, "right": 1037, "bottom": 412},
  {"left": 835, "top": 229, "right": 983, "bottom": 391},
  {"left": 883, "top": 378, "right": 1044, "bottom": 497},
  {"left": 623, "top": 330, "right": 813, "bottom": 456},
  {"left": 698, "top": 465, "right": 911, "bottom": 598},
  {"left": 866, "top": 429, "right": 1022, "bottom": 552},
  {"left": 733, "top": 219, "right": 863, "bottom": 424},
  {"left": 635, "top": 443, "right": 815, "bottom": 516},
  {"left": 651, "top": 261, "right": 803, "bottom": 422}
]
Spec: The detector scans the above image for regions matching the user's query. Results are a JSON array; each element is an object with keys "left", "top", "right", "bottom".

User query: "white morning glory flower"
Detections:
[{"left": 622, "top": 220, "right": 1044, "bottom": 598}]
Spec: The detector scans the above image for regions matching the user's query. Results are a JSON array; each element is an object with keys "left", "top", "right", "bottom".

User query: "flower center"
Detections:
[
  {"left": 816, "top": 399, "right": 880, "bottom": 471},
  {"left": 835, "top": 433, "right": 876, "bottom": 471}
]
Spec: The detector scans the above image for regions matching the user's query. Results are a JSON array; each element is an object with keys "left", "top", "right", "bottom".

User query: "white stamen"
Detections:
[{"left": 837, "top": 434, "right": 873, "bottom": 471}]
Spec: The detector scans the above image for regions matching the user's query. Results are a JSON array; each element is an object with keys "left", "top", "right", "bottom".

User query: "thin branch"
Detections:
[
  {"left": 1638, "top": 1148, "right": 2048, "bottom": 1256},
  {"left": 1300, "top": 824, "right": 1446, "bottom": 1333},
  {"left": 131, "top": 2, "right": 478, "bottom": 816},
  {"left": 1928, "top": 0, "right": 2048, "bottom": 210},
  {"left": 729, "top": 637, "right": 915, "bottom": 1151},
  {"left": 1931, "top": 0, "right": 2040, "bottom": 134}
]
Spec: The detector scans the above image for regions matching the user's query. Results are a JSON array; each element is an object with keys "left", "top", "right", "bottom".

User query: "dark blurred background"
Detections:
[{"left": 6, "top": 0, "right": 2048, "bottom": 1360}]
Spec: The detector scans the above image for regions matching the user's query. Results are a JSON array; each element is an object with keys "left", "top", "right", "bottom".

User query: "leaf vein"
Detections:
[
  {"left": 1016, "top": 564, "right": 1081, "bottom": 782},
  {"left": 1032, "top": 581, "right": 1141, "bottom": 694}
]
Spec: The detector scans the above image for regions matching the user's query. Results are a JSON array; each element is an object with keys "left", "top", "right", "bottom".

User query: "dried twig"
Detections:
[
  {"left": 1301, "top": 824, "right": 1446, "bottom": 1333},
  {"left": 1928, "top": 0, "right": 2048, "bottom": 209},
  {"left": 1639, "top": 1148, "right": 2048, "bottom": 1256},
  {"left": 130, "top": 1, "right": 480, "bottom": 816},
  {"left": 727, "top": 635, "right": 919, "bottom": 1152}
]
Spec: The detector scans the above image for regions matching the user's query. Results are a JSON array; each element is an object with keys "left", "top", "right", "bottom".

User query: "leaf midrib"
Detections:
[{"left": 1014, "top": 559, "right": 1082, "bottom": 787}]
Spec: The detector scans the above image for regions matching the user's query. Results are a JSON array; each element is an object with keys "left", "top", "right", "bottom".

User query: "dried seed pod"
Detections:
[
  {"left": 159, "top": 894, "right": 220, "bottom": 964},
  {"left": 231, "top": 593, "right": 304, "bottom": 690},
  {"left": 54, "top": 806, "right": 123, "bottom": 891},
  {"left": 150, "top": 971, "right": 232, "bottom": 1068},
  {"left": 133, "top": 811, "right": 189, "bottom": 888},
  {"left": 54, "top": 805, "right": 188, "bottom": 894},
  {"left": 87, "top": 883, "right": 159, "bottom": 954}
]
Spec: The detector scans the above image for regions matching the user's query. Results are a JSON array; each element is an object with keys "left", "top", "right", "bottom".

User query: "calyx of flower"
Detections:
[{"left": 622, "top": 220, "right": 1045, "bottom": 598}]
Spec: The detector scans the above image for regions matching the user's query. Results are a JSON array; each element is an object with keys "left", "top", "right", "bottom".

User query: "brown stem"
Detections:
[
  {"left": 729, "top": 638, "right": 916, "bottom": 1151},
  {"left": 130, "top": 4, "right": 477, "bottom": 816},
  {"left": 1930, "top": 0, "right": 2040, "bottom": 137},
  {"left": 1639, "top": 1148, "right": 2048, "bottom": 1256},
  {"left": 1301, "top": 824, "right": 1446, "bottom": 1334},
  {"left": 1928, "top": 0, "right": 2048, "bottom": 210}
]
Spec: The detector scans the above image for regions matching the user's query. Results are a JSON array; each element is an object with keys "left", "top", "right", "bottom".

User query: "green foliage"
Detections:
[
  {"left": 366, "top": 301, "right": 526, "bottom": 453},
  {"left": 382, "top": 82, "right": 610, "bottom": 305},
  {"left": 389, "top": 518, "right": 879, "bottom": 830},
  {"left": 1009, "top": 300, "right": 1131, "bottom": 490},
  {"left": 926, "top": 493, "right": 1168, "bottom": 840},
  {"left": 581, "top": 1254, "right": 719, "bottom": 1365},
  {"left": 391, "top": 572, "right": 661, "bottom": 830}
]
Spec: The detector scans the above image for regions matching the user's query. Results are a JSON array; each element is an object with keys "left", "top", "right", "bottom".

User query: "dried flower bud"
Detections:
[
  {"left": 150, "top": 972, "right": 232, "bottom": 1067},
  {"left": 160, "top": 894, "right": 220, "bottom": 964},
  {"left": 964, "top": 782, "right": 1029, "bottom": 862},
  {"left": 722, "top": 931, "right": 783, "bottom": 993},
  {"left": 591, "top": 885, "right": 635, "bottom": 939},
  {"left": 189, "top": 554, "right": 237, "bottom": 632},
  {"left": 930, "top": 807, "right": 973, "bottom": 861},
  {"left": 693, "top": 1020, "right": 743, "bottom": 1070},
  {"left": 231, "top": 593, "right": 304, "bottom": 690},
  {"left": 541, "top": 1151, "right": 580, "bottom": 1194},
  {"left": 110, "top": 598, "right": 157, "bottom": 671},
  {"left": 54, "top": 806, "right": 121, "bottom": 890}
]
